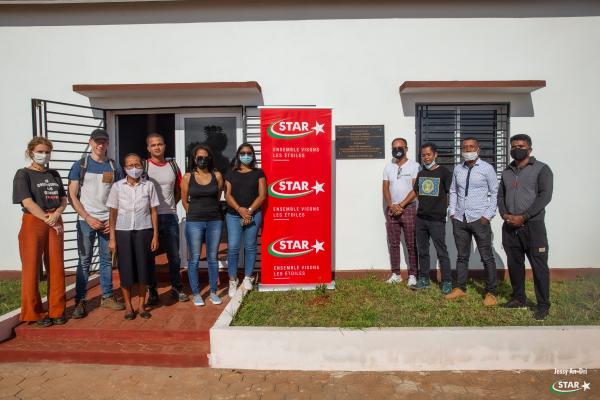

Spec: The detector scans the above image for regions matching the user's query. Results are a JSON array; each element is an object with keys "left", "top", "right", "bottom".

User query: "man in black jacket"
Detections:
[{"left": 498, "top": 134, "right": 553, "bottom": 320}]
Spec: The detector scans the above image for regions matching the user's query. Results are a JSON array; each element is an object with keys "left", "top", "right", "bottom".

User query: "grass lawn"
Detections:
[
  {"left": 0, "top": 280, "right": 47, "bottom": 315},
  {"left": 232, "top": 276, "right": 600, "bottom": 328}
]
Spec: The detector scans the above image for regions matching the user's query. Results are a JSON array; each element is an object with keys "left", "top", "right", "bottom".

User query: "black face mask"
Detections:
[
  {"left": 510, "top": 148, "right": 529, "bottom": 161},
  {"left": 392, "top": 147, "right": 405, "bottom": 160},
  {"left": 196, "top": 156, "right": 210, "bottom": 169}
]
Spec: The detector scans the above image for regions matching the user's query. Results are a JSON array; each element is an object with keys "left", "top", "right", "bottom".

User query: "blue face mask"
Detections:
[{"left": 239, "top": 154, "right": 253, "bottom": 165}]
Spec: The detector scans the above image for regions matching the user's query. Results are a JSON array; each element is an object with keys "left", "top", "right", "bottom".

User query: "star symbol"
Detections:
[
  {"left": 312, "top": 240, "right": 325, "bottom": 253},
  {"left": 312, "top": 122, "right": 325, "bottom": 135},
  {"left": 583, "top": 382, "right": 591, "bottom": 391},
  {"left": 312, "top": 181, "right": 325, "bottom": 195}
]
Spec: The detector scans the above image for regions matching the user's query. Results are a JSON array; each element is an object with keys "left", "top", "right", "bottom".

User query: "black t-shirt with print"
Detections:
[
  {"left": 224, "top": 168, "right": 265, "bottom": 214},
  {"left": 413, "top": 165, "right": 452, "bottom": 221},
  {"left": 13, "top": 168, "right": 66, "bottom": 212}
]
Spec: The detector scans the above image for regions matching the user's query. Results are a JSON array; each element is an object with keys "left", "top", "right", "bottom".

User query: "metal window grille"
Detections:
[
  {"left": 32, "top": 99, "right": 106, "bottom": 272},
  {"left": 416, "top": 104, "right": 509, "bottom": 177}
]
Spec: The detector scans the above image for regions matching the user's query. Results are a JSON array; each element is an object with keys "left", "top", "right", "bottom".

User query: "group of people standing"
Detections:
[
  {"left": 383, "top": 134, "right": 553, "bottom": 320},
  {"left": 13, "top": 127, "right": 554, "bottom": 326},
  {"left": 13, "top": 129, "right": 265, "bottom": 326}
]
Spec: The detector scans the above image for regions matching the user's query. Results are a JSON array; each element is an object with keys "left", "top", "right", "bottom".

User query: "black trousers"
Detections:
[
  {"left": 502, "top": 221, "right": 550, "bottom": 309},
  {"left": 452, "top": 218, "right": 497, "bottom": 294},
  {"left": 416, "top": 216, "right": 452, "bottom": 282},
  {"left": 115, "top": 229, "right": 154, "bottom": 287}
]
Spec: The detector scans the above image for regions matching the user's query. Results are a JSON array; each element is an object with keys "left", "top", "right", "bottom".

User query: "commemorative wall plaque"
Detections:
[{"left": 335, "top": 125, "right": 385, "bottom": 159}]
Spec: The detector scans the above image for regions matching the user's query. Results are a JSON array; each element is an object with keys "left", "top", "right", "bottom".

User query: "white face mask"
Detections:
[
  {"left": 126, "top": 167, "right": 143, "bottom": 179},
  {"left": 32, "top": 152, "right": 50, "bottom": 165},
  {"left": 423, "top": 161, "right": 436, "bottom": 170},
  {"left": 462, "top": 151, "right": 479, "bottom": 161}
]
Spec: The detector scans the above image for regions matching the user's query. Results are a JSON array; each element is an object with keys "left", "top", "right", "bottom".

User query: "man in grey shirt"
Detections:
[{"left": 498, "top": 134, "right": 553, "bottom": 320}]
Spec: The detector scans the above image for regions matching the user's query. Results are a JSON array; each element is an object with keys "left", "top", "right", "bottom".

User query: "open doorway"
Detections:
[{"left": 117, "top": 113, "right": 175, "bottom": 163}]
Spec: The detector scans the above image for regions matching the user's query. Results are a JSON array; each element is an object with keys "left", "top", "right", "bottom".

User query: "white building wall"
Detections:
[{"left": 0, "top": 10, "right": 598, "bottom": 270}]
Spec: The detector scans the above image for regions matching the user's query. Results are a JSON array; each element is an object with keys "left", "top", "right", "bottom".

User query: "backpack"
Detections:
[
  {"left": 142, "top": 158, "right": 181, "bottom": 180},
  {"left": 77, "top": 155, "right": 117, "bottom": 197}
]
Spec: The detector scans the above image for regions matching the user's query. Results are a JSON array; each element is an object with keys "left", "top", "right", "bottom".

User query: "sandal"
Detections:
[
  {"left": 124, "top": 311, "right": 136, "bottom": 320},
  {"left": 139, "top": 311, "right": 151, "bottom": 319}
]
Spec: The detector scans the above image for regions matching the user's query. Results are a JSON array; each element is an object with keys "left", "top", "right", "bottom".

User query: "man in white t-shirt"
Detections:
[
  {"left": 382, "top": 137, "right": 420, "bottom": 288},
  {"left": 144, "top": 133, "right": 187, "bottom": 304}
]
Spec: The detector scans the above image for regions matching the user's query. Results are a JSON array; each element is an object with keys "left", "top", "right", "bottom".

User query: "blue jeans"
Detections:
[
  {"left": 75, "top": 219, "right": 113, "bottom": 300},
  {"left": 185, "top": 219, "right": 223, "bottom": 295},
  {"left": 148, "top": 214, "right": 182, "bottom": 291},
  {"left": 226, "top": 210, "right": 262, "bottom": 278}
]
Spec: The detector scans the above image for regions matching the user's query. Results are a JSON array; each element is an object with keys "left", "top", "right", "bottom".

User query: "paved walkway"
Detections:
[{"left": 0, "top": 363, "right": 597, "bottom": 399}]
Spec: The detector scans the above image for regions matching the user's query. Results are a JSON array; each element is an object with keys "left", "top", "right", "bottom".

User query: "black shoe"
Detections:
[
  {"left": 170, "top": 287, "right": 189, "bottom": 302},
  {"left": 72, "top": 300, "right": 87, "bottom": 319},
  {"left": 35, "top": 317, "right": 53, "bottom": 328},
  {"left": 146, "top": 288, "right": 160, "bottom": 306},
  {"left": 124, "top": 311, "right": 136, "bottom": 320},
  {"left": 52, "top": 316, "right": 67, "bottom": 325},
  {"left": 534, "top": 307, "right": 549, "bottom": 321},
  {"left": 139, "top": 310, "right": 151, "bottom": 319},
  {"left": 504, "top": 299, "right": 527, "bottom": 309}
]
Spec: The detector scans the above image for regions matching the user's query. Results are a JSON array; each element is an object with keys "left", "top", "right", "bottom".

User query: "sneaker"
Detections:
[
  {"left": 146, "top": 288, "right": 160, "bottom": 306},
  {"left": 209, "top": 292, "right": 222, "bottom": 305},
  {"left": 414, "top": 277, "right": 431, "bottom": 290},
  {"left": 441, "top": 281, "right": 453, "bottom": 295},
  {"left": 407, "top": 275, "right": 417, "bottom": 289},
  {"left": 386, "top": 273, "right": 402, "bottom": 284},
  {"left": 170, "top": 287, "right": 189, "bottom": 302},
  {"left": 483, "top": 293, "right": 497, "bottom": 307},
  {"left": 533, "top": 307, "right": 549, "bottom": 321},
  {"left": 52, "top": 316, "right": 67, "bottom": 325},
  {"left": 72, "top": 300, "right": 87, "bottom": 319},
  {"left": 504, "top": 299, "right": 527, "bottom": 309},
  {"left": 192, "top": 294, "right": 205, "bottom": 306},
  {"left": 228, "top": 279, "right": 238, "bottom": 298},
  {"left": 242, "top": 276, "right": 254, "bottom": 291},
  {"left": 101, "top": 295, "right": 126, "bottom": 310},
  {"left": 445, "top": 288, "right": 466, "bottom": 300}
]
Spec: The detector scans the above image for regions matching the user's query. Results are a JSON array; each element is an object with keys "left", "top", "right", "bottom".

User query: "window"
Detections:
[{"left": 416, "top": 104, "right": 509, "bottom": 176}]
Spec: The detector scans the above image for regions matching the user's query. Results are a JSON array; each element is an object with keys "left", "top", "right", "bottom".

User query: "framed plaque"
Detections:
[{"left": 335, "top": 125, "right": 385, "bottom": 159}]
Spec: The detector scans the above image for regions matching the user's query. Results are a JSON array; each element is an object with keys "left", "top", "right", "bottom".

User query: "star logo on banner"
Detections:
[
  {"left": 312, "top": 181, "right": 325, "bottom": 194},
  {"left": 312, "top": 122, "right": 325, "bottom": 135},
  {"left": 312, "top": 240, "right": 325, "bottom": 253},
  {"left": 583, "top": 382, "right": 591, "bottom": 391}
]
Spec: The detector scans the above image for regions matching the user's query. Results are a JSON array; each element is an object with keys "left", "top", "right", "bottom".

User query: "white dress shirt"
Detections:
[{"left": 106, "top": 178, "right": 159, "bottom": 231}]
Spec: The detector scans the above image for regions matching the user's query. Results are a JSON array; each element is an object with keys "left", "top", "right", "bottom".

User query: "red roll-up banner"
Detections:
[{"left": 260, "top": 108, "right": 333, "bottom": 287}]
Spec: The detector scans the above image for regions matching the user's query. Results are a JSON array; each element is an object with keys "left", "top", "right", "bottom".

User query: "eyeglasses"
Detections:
[{"left": 239, "top": 151, "right": 253, "bottom": 156}]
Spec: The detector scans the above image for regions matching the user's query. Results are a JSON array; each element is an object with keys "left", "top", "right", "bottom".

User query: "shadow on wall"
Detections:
[
  {"left": 400, "top": 92, "right": 535, "bottom": 118},
  {"left": 381, "top": 205, "right": 505, "bottom": 277},
  {"left": 1, "top": 0, "right": 600, "bottom": 27}
]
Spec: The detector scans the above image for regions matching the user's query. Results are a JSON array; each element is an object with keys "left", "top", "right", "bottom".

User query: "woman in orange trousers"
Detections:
[{"left": 12, "top": 137, "right": 68, "bottom": 327}]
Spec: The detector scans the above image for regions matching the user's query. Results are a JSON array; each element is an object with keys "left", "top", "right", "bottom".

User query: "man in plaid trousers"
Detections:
[{"left": 382, "top": 138, "right": 420, "bottom": 289}]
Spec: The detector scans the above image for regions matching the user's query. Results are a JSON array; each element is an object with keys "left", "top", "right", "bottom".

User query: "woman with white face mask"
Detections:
[
  {"left": 12, "top": 137, "right": 68, "bottom": 327},
  {"left": 107, "top": 153, "right": 159, "bottom": 320}
]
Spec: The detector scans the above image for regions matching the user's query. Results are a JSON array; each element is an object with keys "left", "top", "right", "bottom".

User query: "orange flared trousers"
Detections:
[{"left": 18, "top": 213, "right": 66, "bottom": 321}]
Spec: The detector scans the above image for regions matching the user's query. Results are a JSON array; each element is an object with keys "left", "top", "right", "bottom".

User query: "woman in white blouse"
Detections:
[{"left": 107, "top": 153, "right": 159, "bottom": 320}]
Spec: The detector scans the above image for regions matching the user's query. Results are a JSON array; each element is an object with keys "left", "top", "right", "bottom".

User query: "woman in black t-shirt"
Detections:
[
  {"left": 181, "top": 144, "right": 224, "bottom": 307},
  {"left": 224, "top": 143, "right": 266, "bottom": 297},
  {"left": 12, "top": 137, "right": 68, "bottom": 327}
]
